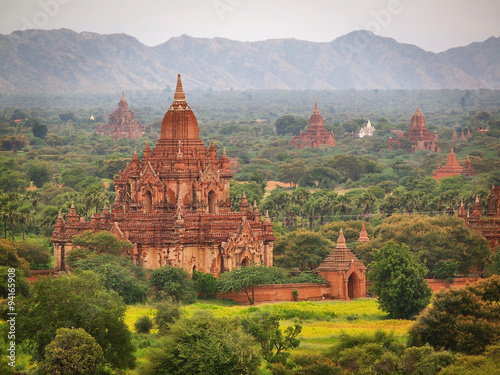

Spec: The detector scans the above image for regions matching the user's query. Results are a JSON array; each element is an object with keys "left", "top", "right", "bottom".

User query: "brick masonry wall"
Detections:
[{"left": 217, "top": 283, "right": 331, "bottom": 305}]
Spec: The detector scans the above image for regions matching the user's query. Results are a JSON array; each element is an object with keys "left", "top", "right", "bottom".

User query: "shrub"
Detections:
[
  {"left": 140, "top": 311, "right": 261, "bottom": 375},
  {"left": 149, "top": 266, "right": 196, "bottom": 303},
  {"left": 44, "top": 327, "right": 104, "bottom": 375},
  {"left": 154, "top": 297, "right": 181, "bottom": 335},
  {"left": 408, "top": 275, "right": 500, "bottom": 354},
  {"left": 192, "top": 270, "right": 217, "bottom": 299},
  {"left": 134, "top": 316, "right": 154, "bottom": 334}
]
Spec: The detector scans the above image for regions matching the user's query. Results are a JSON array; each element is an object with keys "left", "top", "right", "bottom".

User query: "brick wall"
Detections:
[
  {"left": 217, "top": 283, "right": 331, "bottom": 305},
  {"left": 425, "top": 277, "right": 479, "bottom": 293}
]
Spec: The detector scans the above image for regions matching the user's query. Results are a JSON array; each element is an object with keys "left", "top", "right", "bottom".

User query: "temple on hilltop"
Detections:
[
  {"left": 458, "top": 186, "right": 500, "bottom": 249},
  {"left": 358, "top": 120, "right": 375, "bottom": 138},
  {"left": 388, "top": 106, "right": 440, "bottom": 152},
  {"left": 316, "top": 229, "right": 367, "bottom": 300},
  {"left": 53, "top": 74, "right": 275, "bottom": 276},
  {"left": 95, "top": 92, "right": 146, "bottom": 140},
  {"left": 290, "top": 103, "right": 335, "bottom": 149},
  {"left": 431, "top": 148, "right": 475, "bottom": 181}
]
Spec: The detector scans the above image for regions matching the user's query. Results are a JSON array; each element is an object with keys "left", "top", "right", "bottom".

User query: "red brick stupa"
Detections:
[
  {"left": 53, "top": 75, "right": 275, "bottom": 276},
  {"left": 388, "top": 106, "right": 440, "bottom": 152},
  {"left": 431, "top": 148, "right": 475, "bottom": 181},
  {"left": 95, "top": 92, "right": 146, "bottom": 140},
  {"left": 290, "top": 103, "right": 335, "bottom": 149},
  {"left": 317, "top": 229, "right": 367, "bottom": 300}
]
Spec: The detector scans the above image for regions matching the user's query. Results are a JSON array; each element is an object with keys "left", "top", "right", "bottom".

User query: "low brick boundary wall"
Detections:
[
  {"left": 27, "top": 269, "right": 58, "bottom": 283},
  {"left": 425, "top": 277, "right": 480, "bottom": 293},
  {"left": 217, "top": 283, "right": 331, "bottom": 305}
]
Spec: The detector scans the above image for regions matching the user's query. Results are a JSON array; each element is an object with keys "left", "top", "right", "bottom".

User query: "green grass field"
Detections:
[{"left": 125, "top": 298, "right": 413, "bottom": 362}]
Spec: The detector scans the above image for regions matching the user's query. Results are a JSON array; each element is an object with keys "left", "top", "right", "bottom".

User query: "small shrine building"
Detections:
[{"left": 317, "top": 229, "right": 367, "bottom": 300}]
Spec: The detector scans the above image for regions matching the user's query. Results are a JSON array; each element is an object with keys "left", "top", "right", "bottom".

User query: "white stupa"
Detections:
[{"left": 358, "top": 120, "right": 375, "bottom": 138}]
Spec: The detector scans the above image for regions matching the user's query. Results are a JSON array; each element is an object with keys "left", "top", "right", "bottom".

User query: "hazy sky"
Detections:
[{"left": 1, "top": 0, "right": 499, "bottom": 52}]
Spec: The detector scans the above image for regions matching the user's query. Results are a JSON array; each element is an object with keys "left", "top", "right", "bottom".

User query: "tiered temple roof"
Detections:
[
  {"left": 53, "top": 75, "right": 275, "bottom": 276},
  {"left": 290, "top": 103, "right": 335, "bottom": 149},
  {"left": 388, "top": 106, "right": 440, "bottom": 152},
  {"left": 316, "top": 229, "right": 367, "bottom": 300},
  {"left": 95, "top": 92, "right": 146, "bottom": 140},
  {"left": 431, "top": 148, "right": 475, "bottom": 181}
]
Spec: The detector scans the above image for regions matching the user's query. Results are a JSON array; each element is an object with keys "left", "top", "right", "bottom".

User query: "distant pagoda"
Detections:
[
  {"left": 358, "top": 120, "right": 375, "bottom": 138},
  {"left": 388, "top": 106, "right": 440, "bottom": 152},
  {"left": 290, "top": 102, "right": 335, "bottom": 149},
  {"left": 95, "top": 92, "right": 145, "bottom": 140},
  {"left": 431, "top": 148, "right": 475, "bottom": 181}
]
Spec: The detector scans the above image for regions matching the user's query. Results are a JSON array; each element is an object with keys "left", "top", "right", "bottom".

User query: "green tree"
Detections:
[
  {"left": 44, "top": 327, "right": 105, "bottom": 375},
  {"left": 273, "top": 230, "right": 332, "bottom": 270},
  {"left": 275, "top": 115, "right": 307, "bottom": 136},
  {"left": 149, "top": 265, "right": 196, "bottom": 302},
  {"left": 23, "top": 160, "right": 51, "bottom": 188},
  {"left": 17, "top": 271, "right": 135, "bottom": 369},
  {"left": 408, "top": 275, "right": 500, "bottom": 354},
  {"left": 368, "top": 241, "right": 432, "bottom": 319},
  {"left": 154, "top": 297, "right": 181, "bottom": 335},
  {"left": 241, "top": 311, "right": 301, "bottom": 365},
  {"left": 192, "top": 270, "right": 217, "bottom": 299},
  {"left": 217, "top": 264, "right": 277, "bottom": 305},
  {"left": 356, "top": 215, "right": 491, "bottom": 276},
  {"left": 31, "top": 120, "right": 47, "bottom": 139},
  {"left": 141, "top": 311, "right": 261, "bottom": 375},
  {"left": 14, "top": 240, "right": 51, "bottom": 269},
  {"left": 134, "top": 316, "right": 154, "bottom": 334},
  {"left": 71, "top": 230, "right": 132, "bottom": 255}
]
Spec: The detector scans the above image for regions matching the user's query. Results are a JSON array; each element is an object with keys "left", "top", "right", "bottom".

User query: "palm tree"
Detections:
[
  {"left": 26, "top": 190, "right": 41, "bottom": 235},
  {"left": 18, "top": 201, "right": 33, "bottom": 240},
  {"left": 0, "top": 193, "right": 9, "bottom": 238},
  {"left": 331, "top": 195, "right": 353, "bottom": 221},
  {"left": 6, "top": 193, "right": 20, "bottom": 241},
  {"left": 356, "top": 192, "right": 377, "bottom": 221}
]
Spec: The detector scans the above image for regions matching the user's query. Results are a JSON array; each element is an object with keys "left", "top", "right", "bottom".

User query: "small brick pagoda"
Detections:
[
  {"left": 290, "top": 103, "right": 335, "bottom": 149},
  {"left": 317, "top": 229, "right": 367, "bottom": 300},
  {"left": 95, "top": 92, "right": 146, "bottom": 140},
  {"left": 53, "top": 75, "right": 275, "bottom": 276},
  {"left": 431, "top": 148, "right": 475, "bottom": 181},
  {"left": 388, "top": 106, "right": 440, "bottom": 152},
  {"left": 459, "top": 185, "right": 500, "bottom": 248}
]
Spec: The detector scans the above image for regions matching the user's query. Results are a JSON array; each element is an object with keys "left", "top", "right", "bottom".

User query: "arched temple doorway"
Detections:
[
  {"left": 241, "top": 257, "right": 251, "bottom": 267},
  {"left": 347, "top": 272, "right": 360, "bottom": 299}
]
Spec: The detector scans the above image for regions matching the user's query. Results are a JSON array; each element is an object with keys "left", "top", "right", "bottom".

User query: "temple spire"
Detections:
[
  {"left": 337, "top": 228, "right": 346, "bottom": 245},
  {"left": 313, "top": 101, "right": 319, "bottom": 114},
  {"left": 173, "top": 74, "right": 186, "bottom": 104}
]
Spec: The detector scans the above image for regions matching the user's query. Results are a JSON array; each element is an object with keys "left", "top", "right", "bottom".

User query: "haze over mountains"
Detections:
[{"left": 0, "top": 28, "right": 499, "bottom": 94}]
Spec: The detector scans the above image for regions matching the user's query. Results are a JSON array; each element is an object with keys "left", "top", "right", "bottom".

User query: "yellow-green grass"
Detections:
[{"left": 125, "top": 299, "right": 412, "bottom": 357}]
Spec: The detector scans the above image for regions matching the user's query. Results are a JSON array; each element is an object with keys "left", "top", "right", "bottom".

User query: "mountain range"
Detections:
[{"left": 0, "top": 28, "right": 499, "bottom": 94}]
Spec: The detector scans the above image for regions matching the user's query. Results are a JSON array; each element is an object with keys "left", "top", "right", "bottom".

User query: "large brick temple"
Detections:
[
  {"left": 53, "top": 75, "right": 275, "bottom": 276},
  {"left": 95, "top": 91, "right": 146, "bottom": 140},
  {"left": 290, "top": 102, "right": 336, "bottom": 149},
  {"left": 388, "top": 106, "right": 440, "bottom": 152}
]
